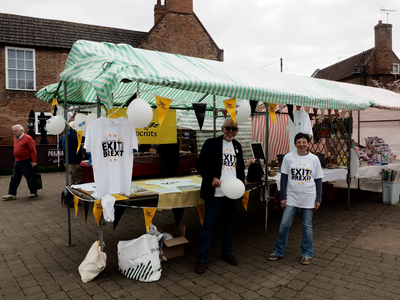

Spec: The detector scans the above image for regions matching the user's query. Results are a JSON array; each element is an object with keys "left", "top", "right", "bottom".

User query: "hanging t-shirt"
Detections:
[
  {"left": 84, "top": 117, "right": 139, "bottom": 199},
  {"left": 287, "top": 110, "right": 313, "bottom": 152},
  {"left": 281, "top": 151, "right": 323, "bottom": 208},
  {"left": 215, "top": 140, "right": 237, "bottom": 197}
]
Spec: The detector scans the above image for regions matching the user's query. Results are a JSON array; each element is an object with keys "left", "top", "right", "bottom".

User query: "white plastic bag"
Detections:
[
  {"left": 118, "top": 233, "right": 162, "bottom": 282},
  {"left": 78, "top": 241, "right": 107, "bottom": 283}
]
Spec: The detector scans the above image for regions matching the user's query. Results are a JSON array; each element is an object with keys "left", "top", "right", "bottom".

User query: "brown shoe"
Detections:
[
  {"left": 195, "top": 261, "right": 207, "bottom": 274},
  {"left": 222, "top": 254, "right": 238, "bottom": 265},
  {"left": 2, "top": 194, "right": 16, "bottom": 201}
]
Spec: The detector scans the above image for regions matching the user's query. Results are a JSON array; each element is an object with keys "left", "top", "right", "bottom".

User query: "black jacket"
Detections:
[{"left": 197, "top": 135, "right": 245, "bottom": 200}]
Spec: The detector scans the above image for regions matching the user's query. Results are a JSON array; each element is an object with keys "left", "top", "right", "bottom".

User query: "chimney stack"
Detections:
[
  {"left": 374, "top": 20, "right": 392, "bottom": 51},
  {"left": 154, "top": 0, "right": 167, "bottom": 24},
  {"left": 154, "top": 0, "right": 193, "bottom": 23}
]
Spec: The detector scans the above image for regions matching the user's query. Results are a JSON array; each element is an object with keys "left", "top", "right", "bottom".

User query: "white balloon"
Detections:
[
  {"left": 46, "top": 116, "right": 65, "bottom": 135},
  {"left": 74, "top": 113, "right": 87, "bottom": 131},
  {"left": 221, "top": 178, "right": 245, "bottom": 199},
  {"left": 236, "top": 99, "right": 251, "bottom": 124},
  {"left": 54, "top": 105, "right": 64, "bottom": 117},
  {"left": 127, "top": 98, "right": 153, "bottom": 128},
  {"left": 86, "top": 113, "right": 97, "bottom": 125}
]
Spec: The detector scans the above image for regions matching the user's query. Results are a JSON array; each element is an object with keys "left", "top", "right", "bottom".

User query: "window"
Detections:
[
  {"left": 394, "top": 63, "right": 400, "bottom": 75},
  {"left": 5, "top": 46, "right": 36, "bottom": 90}
]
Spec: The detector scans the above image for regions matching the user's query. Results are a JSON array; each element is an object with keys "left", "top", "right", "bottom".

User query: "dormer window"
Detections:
[{"left": 394, "top": 63, "right": 400, "bottom": 75}]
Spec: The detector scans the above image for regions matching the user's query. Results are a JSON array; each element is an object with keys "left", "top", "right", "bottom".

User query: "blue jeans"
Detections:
[
  {"left": 197, "top": 197, "right": 237, "bottom": 262},
  {"left": 273, "top": 205, "right": 314, "bottom": 258},
  {"left": 8, "top": 159, "right": 36, "bottom": 196}
]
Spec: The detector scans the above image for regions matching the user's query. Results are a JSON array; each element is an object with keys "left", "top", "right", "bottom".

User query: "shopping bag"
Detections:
[
  {"left": 30, "top": 168, "right": 43, "bottom": 190},
  {"left": 118, "top": 233, "right": 162, "bottom": 282},
  {"left": 78, "top": 241, "right": 107, "bottom": 283}
]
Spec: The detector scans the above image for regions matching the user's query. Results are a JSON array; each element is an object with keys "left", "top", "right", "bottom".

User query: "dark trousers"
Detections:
[
  {"left": 197, "top": 196, "right": 238, "bottom": 262},
  {"left": 8, "top": 159, "right": 36, "bottom": 196}
]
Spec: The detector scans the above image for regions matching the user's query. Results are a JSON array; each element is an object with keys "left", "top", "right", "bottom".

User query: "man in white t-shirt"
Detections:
[
  {"left": 195, "top": 118, "right": 245, "bottom": 274},
  {"left": 268, "top": 132, "right": 323, "bottom": 265}
]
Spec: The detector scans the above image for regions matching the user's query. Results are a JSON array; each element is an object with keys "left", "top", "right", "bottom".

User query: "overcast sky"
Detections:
[{"left": 2, "top": 0, "right": 400, "bottom": 76}]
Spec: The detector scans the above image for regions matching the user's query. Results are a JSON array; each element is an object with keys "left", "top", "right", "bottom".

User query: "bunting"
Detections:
[
  {"left": 156, "top": 96, "right": 172, "bottom": 126},
  {"left": 242, "top": 191, "right": 250, "bottom": 211},
  {"left": 192, "top": 103, "right": 207, "bottom": 130},
  {"left": 93, "top": 200, "right": 103, "bottom": 226},
  {"left": 223, "top": 98, "right": 237, "bottom": 124},
  {"left": 250, "top": 100, "right": 258, "bottom": 117},
  {"left": 268, "top": 104, "right": 277, "bottom": 126},
  {"left": 73, "top": 195, "right": 79, "bottom": 218},
  {"left": 76, "top": 130, "right": 83, "bottom": 154},
  {"left": 143, "top": 208, "right": 157, "bottom": 232},
  {"left": 51, "top": 98, "right": 58, "bottom": 116},
  {"left": 197, "top": 205, "right": 205, "bottom": 225}
]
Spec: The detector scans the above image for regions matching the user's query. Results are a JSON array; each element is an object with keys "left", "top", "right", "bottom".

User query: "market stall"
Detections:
[{"left": 36, "top": 39, "right": 400, "bottom": 242}]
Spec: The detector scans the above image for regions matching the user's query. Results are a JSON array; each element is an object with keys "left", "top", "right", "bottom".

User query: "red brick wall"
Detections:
[
  {"left": 0, "top": 46, "right": 69, "bottom": 145},
  {"left": 140, "top": 13, "right": 223, "bottom": 61}
]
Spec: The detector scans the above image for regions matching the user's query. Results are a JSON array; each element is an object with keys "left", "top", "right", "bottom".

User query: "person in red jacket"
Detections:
[{"left": 3, "top": 124, "right": 38, "bottom": 200}]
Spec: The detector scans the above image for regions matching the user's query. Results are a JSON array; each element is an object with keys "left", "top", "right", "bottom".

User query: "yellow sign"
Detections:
[
  {"left": 156, "top": 96, "right": 173, "bottom": 126},
  {"left": 106, "top": 108, "right": 177, "bottom": 144},
  {"left": 136, "top": 110, "right": 177, "bottom": 144},
  {"left": 143, "top": 208, "right": 157, "bottom": 232},
  {"left": 223, "top": 98, "right": 237, "bottom": 124}
]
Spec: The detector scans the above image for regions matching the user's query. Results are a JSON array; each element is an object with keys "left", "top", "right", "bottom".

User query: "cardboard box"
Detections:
[{"left": 157, "top": 224, "right": 189, "bottom": 259}]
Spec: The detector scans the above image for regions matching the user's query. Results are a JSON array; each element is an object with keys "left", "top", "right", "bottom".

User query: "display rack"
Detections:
[{"left": 177, "top": 129, "right": 197, "bottom": 153}]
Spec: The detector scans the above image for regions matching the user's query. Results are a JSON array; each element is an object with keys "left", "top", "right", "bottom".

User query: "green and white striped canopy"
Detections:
[{"left": 36, "top": 40, "right": 374, "bottom": 111}]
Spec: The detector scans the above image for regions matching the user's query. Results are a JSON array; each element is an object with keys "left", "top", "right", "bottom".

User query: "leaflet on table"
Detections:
[
  {"left": 153, "top": 187, "right": 182, "bottom": 194},
  {"left": 144, "top": 178, "right": 201, "bottom": 191},
  {"left": 71, "top": 183, "right": 96, "bottom": 192}
]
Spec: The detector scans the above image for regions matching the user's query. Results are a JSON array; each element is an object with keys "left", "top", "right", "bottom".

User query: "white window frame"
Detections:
[
  {"left": 5, "top": 46, "right": 36, "bottom": 91},
  {"left": 393, "top": 63, "right": 400, "bottom": 75}
]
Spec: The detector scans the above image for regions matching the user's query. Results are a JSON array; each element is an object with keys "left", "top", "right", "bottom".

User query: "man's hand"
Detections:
[
  {"left": 314, "top": 202, "right": 320, "bottom": 210},
  {"left": 280, "top": 199, "right": 287, "bottom": 210},
  {"left": 212, "top": 177, "right": 221, "bottom": 188},
  {"left": 32, "top": 162, "right": 37, "bottom": 167}
]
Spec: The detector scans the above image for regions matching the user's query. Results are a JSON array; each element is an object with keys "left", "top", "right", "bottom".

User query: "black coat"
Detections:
[{"left": 197, "top": 135, "right": 245, "bottom": 200}]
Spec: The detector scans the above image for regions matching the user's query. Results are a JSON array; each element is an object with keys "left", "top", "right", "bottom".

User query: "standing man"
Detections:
[
  {"left": 59, "top": 121, "right": 84, "bottom": 185},
  {"left": 195, "top": 118, "right": 245, "bottom": 274},
  {"left": 3, "top": 124, "right": 38, "bottom": 200},
  {"left": 267, "top": 132, "right": 323, "bottom": 265}
]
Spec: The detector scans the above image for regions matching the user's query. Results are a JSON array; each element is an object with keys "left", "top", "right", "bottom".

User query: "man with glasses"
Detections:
[
  {"left": 3, "top": 124, "right": 38, "bottom": 200},
  {"left": 195, "top": 118, "right": 245, "bottom": 274}
]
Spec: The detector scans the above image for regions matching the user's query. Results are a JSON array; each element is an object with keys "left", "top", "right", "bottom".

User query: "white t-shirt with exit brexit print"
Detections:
[
  {"left": 214, "top": 140, "right": 237, "bottom": 197},
  {"left": 281, "top": 151, "right": 323, "bottom": 208},
  {"left": 84, "top": 117, "right": 138, "bottom": 199}
]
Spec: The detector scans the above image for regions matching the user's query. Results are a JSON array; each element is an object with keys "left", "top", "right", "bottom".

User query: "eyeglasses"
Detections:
[{"left": 224, "top": 126, "right": 238, "bottom": 132}]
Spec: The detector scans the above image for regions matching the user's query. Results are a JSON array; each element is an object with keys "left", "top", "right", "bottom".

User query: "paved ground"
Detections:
[{"left": 1, "top": 172, "right": 400, "bottom": 299}]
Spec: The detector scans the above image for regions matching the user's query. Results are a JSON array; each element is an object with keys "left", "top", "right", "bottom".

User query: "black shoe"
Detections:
[
  {"left": 195, "top": 261, "right": 207, "bottom": 274},
  {"left": 222, "top": 254, "right": 238, "bottom": 265}
]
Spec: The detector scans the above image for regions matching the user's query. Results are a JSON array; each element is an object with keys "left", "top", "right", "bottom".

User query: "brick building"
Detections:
[
  {"left": 0, "top": 0, "right": 223, "bottom": 145},
  {"left": 312, "top": 20, "right": 400, "bottom": 87}
]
